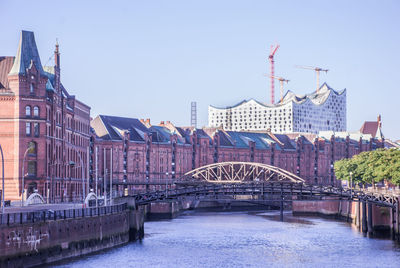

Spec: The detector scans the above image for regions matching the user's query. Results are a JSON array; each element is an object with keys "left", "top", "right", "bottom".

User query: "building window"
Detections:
[
  {"left": 30, "top": 83, "right": 34, "bottom": 93},
  {"left": 28, "top": 141, "right": 37, "bottom": 155},
  {"left": 33, "top": 106, "right": 39, "bottom": 117},
  {"left": 26, "top": 123, "right": 31, "bottom": 136},
  {"left": 34, "top": 123, "right": 39, "bottom": 137},
  {"left": 25, "top": 106, "right": 31, "bottom": 117},
  {"left": 28, "top": 161, "right": 37, "bottom": 176}
]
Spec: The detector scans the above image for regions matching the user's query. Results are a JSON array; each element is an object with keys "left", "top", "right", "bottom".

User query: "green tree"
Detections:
[{"left": 334, "top": 149, "right": 400, "bottom": 187}]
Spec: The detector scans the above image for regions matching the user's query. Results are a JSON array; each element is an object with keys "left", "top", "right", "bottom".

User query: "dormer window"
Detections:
[{"left": 30, "top": 83, "right": 34, "bottom": 93}]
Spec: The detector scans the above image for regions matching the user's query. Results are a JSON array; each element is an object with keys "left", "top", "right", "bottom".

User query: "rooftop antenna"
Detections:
[
  {"left": 191, "top": 101, "right": 197, "bottom": 128},
  {"left": 295, "top": 65, "right": 328, "bottom": 93},
  {"left": 268, "top": 44, "right": 280, "bottom": 104}
]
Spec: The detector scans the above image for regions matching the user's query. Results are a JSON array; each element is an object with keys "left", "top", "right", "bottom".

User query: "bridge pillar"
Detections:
[
  {"left": 356, "top": 200, "right": 361, "bottom": 229},
  {"left": 367, "top": 202, "right": 373, "bottom": 234},
  {"left": 395, "top": 199, "right": 400, "bottom": 240},
  {"left": 362, "top": 201, "right": 368, "bottom": 233},
  {"left": 391, "top": 206, "right": 396, "bottom": 240}
]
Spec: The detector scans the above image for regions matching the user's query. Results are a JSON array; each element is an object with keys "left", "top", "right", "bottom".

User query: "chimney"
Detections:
[{"left": 377, "top": 114, "right": 382, "bottom": 128}]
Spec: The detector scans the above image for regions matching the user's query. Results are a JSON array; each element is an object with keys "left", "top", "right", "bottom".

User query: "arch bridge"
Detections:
[
  {"left": 131, "top": 162, "right": 398, "bottom": 209},
  {"left": 181, "top": 162, "right": 304, "bottom": 184}
]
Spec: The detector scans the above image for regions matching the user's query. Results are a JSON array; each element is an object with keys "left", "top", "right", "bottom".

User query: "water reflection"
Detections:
[{"left": 52, "top": 211, "right": 400, "bottom": 268}]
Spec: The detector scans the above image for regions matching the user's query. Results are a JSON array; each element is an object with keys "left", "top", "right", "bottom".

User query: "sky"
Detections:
[{"left": 1, "top": 0, "right": 399, "bottom": 139}]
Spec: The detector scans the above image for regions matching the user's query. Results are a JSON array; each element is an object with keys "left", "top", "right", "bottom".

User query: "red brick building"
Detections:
[
  {"left": 0, "top": 31, "right": 90, "bottom": 202},
  {"left": 0, "top": 31, "right": 385, "bottom": 203},
  {"left": 90, "top": 115, "right": 384, "bottom": 196}
]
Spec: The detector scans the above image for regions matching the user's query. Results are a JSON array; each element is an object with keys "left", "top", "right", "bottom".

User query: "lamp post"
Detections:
[
  {"left": 349, "top": 171, "right": 353, "bottom": 200},
  {"left": 45, "top": 135, "right": 86, "bottom": 205},
  {"left": 0, "top": 144, "right": 5, "bottom": 214},
  {"left": 75, "top": 151, "right": 85, "bottom": 205},
  {"left": 21, "top": 144, "right": 34, "bottom": 206}
]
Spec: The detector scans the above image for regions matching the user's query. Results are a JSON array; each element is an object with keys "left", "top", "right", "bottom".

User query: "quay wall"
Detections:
[
  {"left": 0, "top": 204, "right": 144, "bottom": 267},
  {"left": 292, "top": 200, "right": 393, "bottom": 233}
]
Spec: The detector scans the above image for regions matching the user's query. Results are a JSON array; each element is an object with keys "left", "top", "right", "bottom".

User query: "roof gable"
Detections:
[{"left": 8, "top": 31, "right": 46, "bottom": 77}]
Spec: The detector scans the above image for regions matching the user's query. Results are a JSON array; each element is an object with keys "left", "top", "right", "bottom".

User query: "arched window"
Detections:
[
  {"left": 30, "top": 84, "right": 34, "bottom": 93},
  {"left": 28, "top": 141, "right": 37, "bottom": 155},
  {"left": 33, "top": 106, "right": 39, "bottom": 117},
  {"left": 25, "top": 106, "right": 31, "bottom": 116}
]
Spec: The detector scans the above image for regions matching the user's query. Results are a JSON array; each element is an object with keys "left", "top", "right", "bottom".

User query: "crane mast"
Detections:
[
  {"left": 271, "top": 75, "right": 289, "bottom": 103},
  {"left": 268, "top": 44, "right": 279, "bottom": 104},
  {"left": 295, "top": 65, "right": 328, "bottom": 93}
]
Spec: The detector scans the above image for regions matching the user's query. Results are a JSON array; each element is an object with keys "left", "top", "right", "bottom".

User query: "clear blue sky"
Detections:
[{"left": 1, "top": 0, "right": 399, "bottom": 139}]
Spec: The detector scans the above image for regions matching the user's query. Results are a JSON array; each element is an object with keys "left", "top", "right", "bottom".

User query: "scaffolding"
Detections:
[{"left": 191, "top": 102, "right": 197, "bottom": 128}]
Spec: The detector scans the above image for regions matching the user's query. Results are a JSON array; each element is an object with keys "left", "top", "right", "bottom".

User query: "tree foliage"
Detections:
[{"left": 334, "top": 149, "right": 400, "bottom": 186}]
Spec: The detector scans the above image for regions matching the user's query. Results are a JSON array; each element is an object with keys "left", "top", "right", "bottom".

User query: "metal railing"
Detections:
[{"left": 0, "top": 203, "right": 127, "bottom": 226}]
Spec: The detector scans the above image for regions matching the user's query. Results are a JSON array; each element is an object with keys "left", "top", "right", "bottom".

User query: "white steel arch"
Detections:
[
  {"left": 183, "top": 162, "right": 305, "bottom": 183},
  {"left": 25, "top": 192, "right": 45, "bottom": 205},
  {"left": 84, "top": 192, "right": 98, "bottom": 206}
]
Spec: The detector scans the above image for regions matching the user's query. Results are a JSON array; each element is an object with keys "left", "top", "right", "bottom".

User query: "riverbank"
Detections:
[
  {"left": 51, "top": 210, "right": 400, "bottom": 268},
  {"left": 0, "top": 204, "right": 145, "bottom": 268}
]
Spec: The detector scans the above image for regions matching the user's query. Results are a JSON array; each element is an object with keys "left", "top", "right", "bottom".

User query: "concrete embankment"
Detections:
[
  {"left": 293, "top": 199, "right": 399, "bottom": 238},
  {"left": 0, "top": 203, "right": 144, "bottom": 267}
]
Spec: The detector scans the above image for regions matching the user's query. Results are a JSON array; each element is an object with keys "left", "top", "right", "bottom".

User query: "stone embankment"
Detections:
[
  {"left": 293, "top": 198, "right": 400, "bottom": 239},
  {"left": 0, "top": 203, "right": 144, "bottom": 267}
]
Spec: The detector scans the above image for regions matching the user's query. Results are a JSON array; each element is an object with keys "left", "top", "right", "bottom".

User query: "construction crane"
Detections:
[
  {"left": 295, "top": 65, "right": 328, "bottom": 93},
  {"left": 270, "top": 75, "right": 289, "bottom": 103},
  {"left": 268, "top": 44, "right": 280, "bottom": 104}
]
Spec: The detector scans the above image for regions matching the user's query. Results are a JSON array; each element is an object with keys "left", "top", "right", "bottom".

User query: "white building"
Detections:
[{"left": 208, "top": 83, "right": 346, "bottom": 133}]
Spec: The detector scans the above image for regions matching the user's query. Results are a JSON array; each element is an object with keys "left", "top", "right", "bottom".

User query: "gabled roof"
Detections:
[
  {"left": 360, "top": 121, "right": 383, "bottom": 139},
  {"left": 224, "top": 131, "right": 273, "bottom": 150},
  {"left": 149, "top": 126, "right": 174, "bottom": 143},
  {"left": 8, "top": 31, "right": 46, "bottom": 77},
  {"left": 91, "top": 115, "right": 149, "bottom": 142},
  {"left": 272, "top": 134, "right": 296, "bottom": 150}
]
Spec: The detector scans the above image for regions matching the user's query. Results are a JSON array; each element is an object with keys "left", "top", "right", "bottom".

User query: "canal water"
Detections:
[{"left": 52, "top": 211, "right": 400, "bottom": 268}]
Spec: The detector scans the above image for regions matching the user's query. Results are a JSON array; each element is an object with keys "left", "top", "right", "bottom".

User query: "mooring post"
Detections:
[
  {"left": 367, "top": 202, "right": 373, "bottom": 235},
  {"left": 362, "top": 201, "right": 367, "bottom": 233}
]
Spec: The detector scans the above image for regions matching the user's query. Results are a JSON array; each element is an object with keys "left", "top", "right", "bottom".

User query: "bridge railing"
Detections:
[
  {"left": 0, "top": 203, "right": 128, "bottom": 226},
  {"left": 130, "top": 182, "right": 399, "bottom": 208}
]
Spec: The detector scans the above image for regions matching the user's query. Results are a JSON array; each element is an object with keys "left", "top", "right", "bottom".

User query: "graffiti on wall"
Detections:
[{"left": 6, "top": 227, "right": 49, "bottom": 252}]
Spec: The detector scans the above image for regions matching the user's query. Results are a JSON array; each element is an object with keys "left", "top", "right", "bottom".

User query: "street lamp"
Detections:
[
  {"left": 0, "top": 144, "right": 5, "bottom": 214},
  {"left": 45, "top": 135, "right": 86, "bottom": 205},
  {"left": 349, "top": 171, "right": 353, "bottom": 200},
  {"left": 69, "top": 161, "right": 75, "bottom": 202},
  {"left": 21, "top": 143, "right": 35, "bottom": 206}
]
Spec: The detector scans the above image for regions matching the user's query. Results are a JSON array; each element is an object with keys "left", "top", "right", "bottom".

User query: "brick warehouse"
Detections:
[
  {"left": 0, "top": 31, "right": 384, "bottom": 202},
  {"left": 0, "top": 31, "right": 90, "bottom": 202},
  {"left": 90, "top": 115, "right": 383, "bottom": 196}
]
